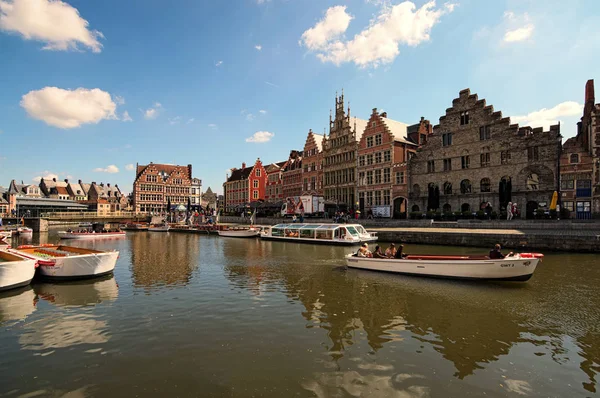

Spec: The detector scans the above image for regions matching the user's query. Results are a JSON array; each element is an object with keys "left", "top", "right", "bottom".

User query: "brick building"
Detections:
[
  {"left": 223, "top": 159, "right": 267, "bottom": 211},
  {"left": 322, "top": 92, "right": 367, "bottom": 210},
  {"left": 301, "top": 129, "right": 325, "bottom": 196},
  {"left": 408, "top": 88, "right": 561, "bottom": 218},
  {"left": 282, "top": 150, "right": 303, "bottom": 199},
  {"left": 357, "top": 108, "right": 419, "bottom": 217},
  {"left": 560, "top": 79, "right": 600, "bottom": 218},
  {"left": 132, "top": 163, "right": 193, "bottom": 213},
  {"left": 264, "top": 161, "right": 286, "bottom": 203}
]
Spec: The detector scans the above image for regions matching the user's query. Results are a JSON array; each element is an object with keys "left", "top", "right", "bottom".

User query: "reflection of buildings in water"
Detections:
[
  {"left": 0, "top": 287, "right": 37, "bottom": 324},
  {"left": 130, "top": 232, "right": 200, "bottom": 289},
  {"left": 34, "top": 276, "right": 118, "bottom": 307},
  {"left": 20, "top": 313, "right": 109, "bottom": 350},
  {"left": 575, "top": 333, "right": 600, "bottom": 394}
]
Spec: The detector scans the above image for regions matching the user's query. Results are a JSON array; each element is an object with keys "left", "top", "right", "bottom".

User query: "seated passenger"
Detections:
[
  {"left": 357, "top": 243, "right": 371, "bottom": 258},
  {"left": 394, "top": 244, "right": 407, "bottom": 259},
  {"left": 489, "top": 244, "right": 513, "bottom": 259},
  {"left": 373, "top": 245, "right": 386, "bottom": 258},
  {"left": 385, "top": 243, "right": 397, "bottom": 258}
]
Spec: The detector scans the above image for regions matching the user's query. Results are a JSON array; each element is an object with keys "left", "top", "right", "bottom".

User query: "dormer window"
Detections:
[
  {"left": 460, "top": 111, "right": 469, "bottom": 125},
  {"left": 570, "top": 154, "right": 580, "bottom": 164}
]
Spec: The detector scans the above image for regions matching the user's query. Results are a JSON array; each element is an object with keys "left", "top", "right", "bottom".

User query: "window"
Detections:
[
  {"left": 480, "top": 152, "right": 490, "bottom": 167},
  {"left": 253, "top": 180, "right": 258, "bottom": 188},
  {"left": 443, "top": 182, "right": 452, "bottom": 195},
  {"left": 383, "top": 190, "right": 390, "bottom": 205},
  {"left": 366, "top": 154, "right": 373, "bottom": 165},
  {"left": 577, "top": 180, "right": 592, "bottom": 189},
  {"left": 527, "top": 147, "right": 539, "bottom": 162},
  {"left": 460, "top": 179, "right": 472, "bottom": 194},
  {"left": 384, "top": 151, "right": 391, "bottom": 162},
  {"left": 367, "top": 136, "right": 374, "bottom": 147},
  {"left": 570, "top": 154, "right": 579, "bottom": 164},
  {"left": 396, "top": 171, "right": 405, "bottom": 184},
  {"left": 375, "top": 134, "right": 382, "bottom": 146},
  {"left": 443, "top": 158, "right": 452, "bottom": 171},
  {"left": 479, "top": 125, "right": 491, "bottom": 140},
  {"left": 359, "top": 156, "right": 365, "bottom": 167},
  {"left": 442, "top": 133, "right": 453, "bottom": 147},
  {"left": 146, "top": 175, "right": 157, "bottom": 182},
  {"left": 366, "top": 191, "right": 373, "bottom": 206},
  {"left": 359, "top": 172, "right": 365, "bottom": 185},
  {"left": 460, "top": 111, "right": 469, "bottom": 125},
  {"left": 254, "top": 190, "right": 259, "bottom": 199},
  {"left": 374, "top": 190, "right": 382, "bottom": 206},
  {"left": 420, "top": 134, "right": 427, "bottom": 145},
  {"left": 375, "top": 152, "right": 382, "bottom": 164},
  {"left": 366, "top": 171, "right": 373, "bottom": 185},
  {"left": 563, "top": 201, "right": 574, "bottom": 212},
  {"left": 480, "top": 178, "right": 491, "bottom": 192},
  {"left": 383, "top": 168, "right": 391, "bottom": 183},
  {"left": 501, "top": 151, "right": 511, "bottom": 165},
  {"left": 461, "top": 155, "right": 470, "bottom": 169},
  {"left": 375, "top": 169, "right": 382, "bottom": 184},
  {"left": 371, "top": 121, "right": 377, "bottom": 127},
  {"left": 427, "top": 160, "right": 435, "bottom": 173},
  {"left": 255, "top": 169, "right": 261, "bottom": 177}
]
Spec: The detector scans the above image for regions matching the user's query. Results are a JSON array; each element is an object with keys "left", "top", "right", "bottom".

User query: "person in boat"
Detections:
[
  {"left": 385, "top": 243, "right": 397, "bottom": 258},
  {"left": 489, "top": 244, "right": 513, "bottom": 259},
  {"left": 394, "top": 244, "right": 407, "bottom": 259},
  {"left": 373, "top": 245, "right": 386, "bottom": 258},
  {"left": 356, "top": 243, "right": 372, "bottom": 258}
]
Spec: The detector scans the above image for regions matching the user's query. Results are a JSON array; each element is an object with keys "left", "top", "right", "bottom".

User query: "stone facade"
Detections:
[
  {"left": 301, "top": 130, "right": 325, "bottom": 196},
  {"left": 409, "top": 88, "right": 561, "bottom": 218},
  {"left": 357, "top": 108, "right": 418, "bottom": 217},
  {"left": 322, "top": 92, "right": 367, "bottom": 210},
  {"left": 132, "top": 163, "right": 193, "bottom": 213},
  {"left": 282, "top": 150, "right": 303, "bottom": 199}
]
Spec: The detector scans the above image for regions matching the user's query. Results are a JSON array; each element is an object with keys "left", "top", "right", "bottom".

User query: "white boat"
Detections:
[
  {"left": 218, "top": 227, "right": 261, "bottom": 238},
  {"left": 148, "top": 223, "right": 170, "bottom": 232},
  {"left": 78, "top": 222, "right": 93, "bottom": 228},
  {"left": 345, "top": 252, "right": 543, "bottom": 281},
  {"left": 122, "top": 223, "right": 149, "bottom": 231},
  {"left": 0, "top": 250, "right": 37, "bottom": 291},
  {"left": 261, "top": 223, "right": 364, "bottom": 246},
  {"left": 354, "top": 225, "right": 378, "bottom": 242},
  {"left": 17, "top": 227, "right": 33, "bottom": 236},
  {"left": 58, "top": 231, "right": 126, "bottom": 240},
  {"left": 10, "top": 245, "right": 118, "bottom": 280}
]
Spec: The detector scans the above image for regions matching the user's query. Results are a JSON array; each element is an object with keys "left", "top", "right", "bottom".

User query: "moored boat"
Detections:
[
  {"left": 122, "top": 223, "right": 149, "bottom": 231},
  {"left": 58, "top": 230, "right": 126, "bottom": 240},
  {"left": 148, "top": 223, "right": 170, "bottom": 232},
  {"left": 345, "top": 252, "right": 543, "bottom": 281},
  {"left": 10, "top": 245, "right": 118, "bottom": 280},
  {"left": 0, "top": 250, "right": 37, "bottom": 291},
  {"left": 17, "top": 227, "right": 33, "bottom": 236},
  {"left": 218, "top": 227, "right": 261, "bottom": 238},
  {"left": 261, "top": 223, "right": 364, "bottom": 246}
]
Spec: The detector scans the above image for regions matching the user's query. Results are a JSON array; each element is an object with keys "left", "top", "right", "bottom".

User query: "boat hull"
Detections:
[
  {"left": 345, "top": 254, "right": 539, "bottom": 281},
  {"left": 218, "top": 229, "right": 260, "bottom": 238},
  {"left": 148, "top": 226, "right": 169, "bottom": 232},
  {"left": 35, "top": 251, "right": 119, "bottom": 280},
  {"left": 0, "top": 253, "right": 36, "bottom": 291},
  {"left": 58, "top": 231, "right": 126, "bottom": 240},
  {"left": 261, "top": 235, "right": 360, "bottom": 246}
]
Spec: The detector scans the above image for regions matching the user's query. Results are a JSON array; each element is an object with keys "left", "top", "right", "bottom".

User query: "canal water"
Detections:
[{"left": 1, "top": 231, "right": 599, "bottom": 397}]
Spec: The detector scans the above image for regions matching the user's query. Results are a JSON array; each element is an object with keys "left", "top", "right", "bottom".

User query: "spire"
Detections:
[
  {"left": 8, "top": 179, "right": 19, "bottom": 195},
  {"left": 348, "top": 101, "right": 350, "bottom": 118}
]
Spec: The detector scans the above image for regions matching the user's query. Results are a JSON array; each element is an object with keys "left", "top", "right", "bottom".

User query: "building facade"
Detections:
[
  {"left": 408, "top": 88, "right": 561, "bottom": 218},
  {"left": 190, "top": 178, "right": 202, "bottom": 210},
  {"left": 322, "top": 92, "right": 367, "bottom": 210},
  {"left": 301, "top": 130, "right": 325, "bottom": 196},
  {"left": 132, "top": 163, "right": 193, "bottom": 213},
  {"left": 357, "top": 108, "right": 419, "bottom": 217},
  {"left": 264, "top": 161, "right": 286, "bottom": 203},
  {"left": 282, "top": 150, "right": 303, "bottom": 199},
  {"left": 223, "top": 159, "right": 267, "bottom": 211}
]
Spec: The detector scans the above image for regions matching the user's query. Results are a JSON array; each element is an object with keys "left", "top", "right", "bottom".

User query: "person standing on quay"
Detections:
[{"left": 507, "top": 202, "right": 513, "bottom": 221}]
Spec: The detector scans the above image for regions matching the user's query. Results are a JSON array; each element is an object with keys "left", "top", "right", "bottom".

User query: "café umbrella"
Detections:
[{"left": 549, "top": 191, "right": 558, "bottom": 210}]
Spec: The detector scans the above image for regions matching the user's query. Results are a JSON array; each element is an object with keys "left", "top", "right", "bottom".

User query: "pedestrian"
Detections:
[
  {"left": 507, "top": 202, "right": 513, "bottom": 221},
  {"left": 292, "top": 214, "right": 297, "bottom": 223},
  {"left": 556, "top": 203, "right": 561, "bottom": 220},
  {"left": 299, "top": 213, "right": 304, "bottom": 223}
]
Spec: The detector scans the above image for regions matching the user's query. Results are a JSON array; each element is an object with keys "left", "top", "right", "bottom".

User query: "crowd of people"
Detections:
[{"left": 356, "top": 242, "right": 407, "bottom": 259}]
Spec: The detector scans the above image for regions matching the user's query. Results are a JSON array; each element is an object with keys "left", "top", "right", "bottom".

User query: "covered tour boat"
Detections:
[
  {"left": 0, "top": 250, "right": 37, "bottom": 291},
  {"left": 261, "top": 223, "right": 371, "bottom": 246},
  {"left": 10, "top": 245, "right": 119, "bottom": 280},
  {"left": 345, "top": 252, "right": 543, "bottom": 281},
  {"left": 218, "top": 227, "right": 261, "bottom": 238}
]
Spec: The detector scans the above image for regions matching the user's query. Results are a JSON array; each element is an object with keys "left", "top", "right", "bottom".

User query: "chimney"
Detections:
[
  {"left": 381, "top": 112, "right": 387, "bottom": 118},
  {"left": 585, "top": 79, "right": 595, "bottom": 105},
  {"left": 421, "top": 116, "right": 425, "bottom": 122},
  {"left": 64, "top": 178, "right": 69, "bottom": 183},
  {"left": 242, "top": 162, "right": 246, "bottom": 169},
  {"left": 107, "top": 183, "right": 111, "bottom": 187},
  {"left": 52, "top": 178, "right": 57, "bottom": 182},
  {"left": 100, "top": 182, "right": 104, "bottom": 187},
  {"left": 372, "top": 108, "right": 377, "bottom": 114},
  {"left": 92, "top": 181, "right": 96, "bottom": 185},
  {"left": 78, "top": 179, "right": 82, "bottom": 184}
]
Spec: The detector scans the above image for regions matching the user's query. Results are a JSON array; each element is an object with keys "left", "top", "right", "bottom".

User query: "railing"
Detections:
[{"left": 40, "top": 211, "right": 149, "bottom": 219}]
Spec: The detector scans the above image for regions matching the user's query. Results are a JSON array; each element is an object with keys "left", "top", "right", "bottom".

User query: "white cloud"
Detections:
[
  {"left": 300, "top": 1, "right": 453, "bottom": 68},
  {"left": 504, "top": 25, "right": 534, "bottom": 42},
  {"left": 143, "top": 102, "right": 162, "bottom": 120},
  {"left": 122, "top": 111, "right": 132, "bottom": 122},
  {"left": 93, "top": 165, "right": 119, "bottom": 174},
  {"left": 502, "top": 11, "right": 534, "bottom": 43},
  {"left": 265, "top": 81, "right": 279, "bottom": 87},
  {"left": 125, "top": 164, "right": 135, "bottom": 171},
  {"left": 20, "top": 87, "right": 117, "bottom": 129},
  {"left": 259, "top": 109, "right": 267, "bottom": 114},
  {"left": 215, "top": 60, "right": 223, "bottom": 67},
  {"left": 255, "top": 44, "right": 262, "bottom": 50},
  {"left": 246, "top": 113, "right": 255, "bottom": 121},
  {"left": 511, "top": 101, "right": 583, "bottom": 130},
  {"left": 187, "top": 118, "right": 194, "bottom": 124},
  {"left": 246, "top": 131, "right": 274, "bottom": 143},
  {"left": 0, "top": 0, "right": 103, "bottom": 52},
  {"left": 114, "top": 95, "right": 125, "bottom": 105},
  {"left": 32, "top": 170, "right": 58, "bottom": 182},
  {"left": 169, "top": 116, "right": 181, "bottom": 125},
  {"left": 208, "top": 123, "right": 217, "bottom": 129}
]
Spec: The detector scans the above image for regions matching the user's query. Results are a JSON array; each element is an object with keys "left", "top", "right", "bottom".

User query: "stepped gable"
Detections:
[{"left": 136, "top": 162, "right": 192, "bottom": 183}]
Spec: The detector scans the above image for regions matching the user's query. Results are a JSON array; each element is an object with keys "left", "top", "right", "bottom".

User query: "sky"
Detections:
[{"left": 1, "top": 0, "right": 599, "bottom": 195}]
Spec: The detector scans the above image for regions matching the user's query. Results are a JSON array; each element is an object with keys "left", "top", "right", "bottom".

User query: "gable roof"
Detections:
[
  {"left": 312, "top": 133, "right": 325, "bottom": 151},
  {"left": 227, "top": 166, "right": 255, "bottom": 182},
  {"left": 380, "top": 117, "right": 415, "bottom": 145},
  {"left": 67, "top": 182, "right": 85, "bottom": 196},
  {"left": 353, "top": 118, "right": 369, "bottom": 141},
  {"left": 136, "top": 163, "right": 192, "bottom": 182}
]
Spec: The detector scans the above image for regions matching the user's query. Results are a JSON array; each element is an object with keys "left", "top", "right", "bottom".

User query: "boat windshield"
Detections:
[
  {"left": 354, "top": 225, "right": 367, "bottom": 234},
  {"left": 345, "top": 226, "right": 360, "bottom": 237}
]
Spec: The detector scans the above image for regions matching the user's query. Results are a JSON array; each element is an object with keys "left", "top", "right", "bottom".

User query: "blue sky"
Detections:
[{"left": 1, "top": 0, "right": 599, "bottom": 194}]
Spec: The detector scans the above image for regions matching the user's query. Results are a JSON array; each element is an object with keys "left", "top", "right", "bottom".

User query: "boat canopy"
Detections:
[{"left": 271, "top": 223, "right": 350, "bottom": 230}]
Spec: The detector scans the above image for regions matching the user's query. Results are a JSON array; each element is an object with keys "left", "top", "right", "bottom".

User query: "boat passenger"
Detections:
[
  {"left": 489, "top": 244, "right": 513, "bottom": 259},
  {"left": 394, "top": 244, "right": 407, "bottom": 259},
  {"left": 357, "top": 243, "right": 372, "bottom": 258},
  {"left": 385, "top": 243, "right": 397, "bottom": 258},
  {"left": 373, "top": 245, "right": 386, "bottom": 258}
]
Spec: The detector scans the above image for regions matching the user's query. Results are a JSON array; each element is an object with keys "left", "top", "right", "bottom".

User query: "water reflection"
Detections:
[
  {"left": 0, "top": 286, "right": 37, "bottom": 324},
  {"left": 129, "top": 232, "right": 200, "bottom": 290},
  {"left": 33, "top": 275, "right": 118, "bottom": 307}
]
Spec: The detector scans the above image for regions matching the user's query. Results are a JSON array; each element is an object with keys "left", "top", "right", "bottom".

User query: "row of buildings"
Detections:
[{"left": 224, "top": 80, "right": 600, "bottom": 219}]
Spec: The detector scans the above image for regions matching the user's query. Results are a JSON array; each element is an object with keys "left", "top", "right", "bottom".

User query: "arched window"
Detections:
[
  {"left": 412, "top": 184, "right": 421, "bottom": 197},
  {"left": 461, "top": 203, "right": 471, "bottom": 212},
  {"left": 460, "top": 179, "right": 472, "bottom": 194},
  {"left": 411, "top": 205, "right": 420, "bottom": 212},
  {"left": 443, "top": 203, "right": 452, "bottom": 213},
  {"left": 570, "top": 154, "right": 579, "bottom": 164},
  {"left": 480, "top": 178, "right": 491, "bottom": 193},
  {"left": 443, "top": 181, "right": 452, "bottom": 195}
]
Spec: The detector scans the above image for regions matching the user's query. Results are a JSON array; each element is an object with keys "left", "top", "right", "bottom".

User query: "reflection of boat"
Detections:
[
  {"left": 58, "top": 231, "right": 126, "bottom": 240},
  {"left": 0, "top": 250, "right": 37, "bottom": 291},
  {"left": 0, "top": 286, "right": 37, "bottom": 323},
  {"left": 17, "top": 227, "right": 33, "bottom": 236},
  {"left": 149, "top": 223, "right": 170, "bottom": 232},
  {"left": 34, "top": 275, "right": 118, "bottom": 306},
  {"left": 261, "top": 223, "right": 363, "bottom": 245},
  {"left": 345, "top": 253, "right": 542, "bottom": 281},
  {"left": 218, "top": 227, "right": 260, "bottom": 238},
  {"left": 10, "top": 245, "right": 118, "bottom": 280}
]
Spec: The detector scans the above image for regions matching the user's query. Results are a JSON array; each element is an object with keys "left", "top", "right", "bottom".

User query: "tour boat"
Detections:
[
  {"left": 261, "top": 223, "right": 364, "bottom": 246},
  {"left": 354, "top": 224, "right": 378, "bottom": 242},
  {"left": 345, "top": 252, "right": 544, "bottom": 281},
  {"left": 148, "top": 223, "right": 170, "bottom": 232},
  {"left": 58, "top": 230, "right": 126, "bottom": 240},
  {"left": 10, "top": 245, "right": 119, "bottom": 280},
  {"left": 218, "top": 227, "right": 261, "bottom": 238},
  {"left": 0, "top": 250, "right": 37, "bottom": 291}
]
